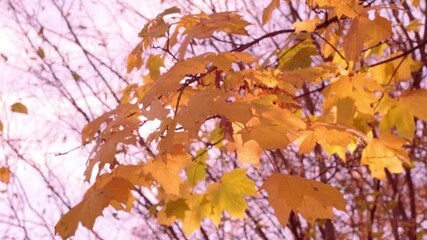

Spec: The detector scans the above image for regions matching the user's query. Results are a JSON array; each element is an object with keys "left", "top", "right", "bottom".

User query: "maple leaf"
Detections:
[
  {"left": 207, "top": 168, "right": 256, "bottom": 218},
  {"left": 127, "top": 7, "right": 180, "bottom": 73},
  {"left": 343, "top": 13, "right": 391, "bottom": 62},
  {"left": 83, "top": 104, "right": 141, "bottom": 182},
  {"left": 311, "top": 0, "right": 363, "bottom": 19},
  {"left": 55, "top": 165, "right": 150, "bottom": 239},
  {"left": 278, "top": 39, "right": 318, "bottom": 71},
  {"left": 177, "top": 12, "right": 250, "bottom": 59},
  {"left": 369, "top": 52, "right": 422, "bottom": 84},
  {"left": 186, "top": 149, "right": 208, "bottom": 187},
  {"left": 225, "top": 68, "right": 301, "bottom": 96},
  {"left": 261, "top": 173, "right": 346, "bottom": 227},
  {"left": 282, "top": 63, "right": 339, "bottom": 85},
  {"left": 361, "top": 133, "right": 410, "bottom": 180},
  {"left": 144, "top": 153, "right": 192, "bottom": 195},
  {"left": 398, "top": 89, "right": 427, "bottom": 122},
  {"left": 141, "top": 52, "right": 255, "bottom": 108},
  {"left": 262, "top": 0, "right": 280, "bottom": 25},
  {"left": 293, "top": 17, "right": 319, "bottom": 33},
  {"left": 379, "top": 89, "right": 427, "bottom": 140},
  {"left": 55, "top": 178, "right": 135, "bottom": 239},
  {"left": 380, "top": 105, "right": 416, "bottom": 140},
  {"left": 176, "top": 90, "right": 253, "bottom": 138},
  {"left": 182, "top": 194, "right": 212, "bottom": 235},
  {"left": 146, "top": 54, "right": 165, "bottom": 80},
  {"left": 292, "top": 124, "right": 355, "bottom": 159},
  {"left": 323, "top": 73, "right": 382, "bottom": 116},
  {"left": 239, "top": 107, "right": 306, "bottom": 150},
  {"left": 127, "top": 42, "right": 143, "bottom": 73},
  {"left": 232, "top": 123, "right": 263, "bottom": 166}
]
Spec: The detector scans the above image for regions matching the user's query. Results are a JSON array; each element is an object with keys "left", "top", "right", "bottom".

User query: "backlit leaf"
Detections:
[
  {"left": 261, "top": 173, "right": 346, "bottom": 226},
  {"left": 146, "top": 54, "right": 164, "bottom": 80},
  {"left": 55, "top": 176, "right": 135, "bottom": 239},
  {"left": 399, "top": 89, "right": 427, "bottom": 122},
  {"left": 293, "top": 17, "right": 319, "bottom": 33},
  {"left": 343, "top": 14, "right": 391, "bottom": 62},
  {"left": 207, "top": 168, "right": 256, "bottom": 218},
  {"left": 182, "top": 194, "right": 212, "bottom": 235},
  {"left": 232, "top": 123, "right": 263, "bottom": 166},
  {"left": 262, "top": 0, "right": 280, "bottom": 25},
  {"left": 144, "top": 153, "right": 192, "bottom": 195},
  {"left": 361, "top": 134, "right": 409, "bottom": 180},
  {"left": 239, "top": 107, "right": 306, "bottom": 150},
  {"left": 177, "top": 12, "right": 250, "bottom": 59},
  {"left": 292, "top": 124, "right": 354, "bottom": 159},
  {"left": 278, "top": 40, "right": 317, "bottom": 71},
  {"left": 186, "top": 149, "right": 208, "bottom": 187}
]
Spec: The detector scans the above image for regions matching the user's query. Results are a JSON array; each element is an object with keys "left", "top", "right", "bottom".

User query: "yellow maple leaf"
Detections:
[
  {"left": 379, "top": 89, "right": 427, "bottom": 140},
  {"left": 282, "top": 63, "right": 339, "bottom": 85},
  {"left": 323, "top": 74, "right": 381, "bottom": 116},
  {"left": 146, "top": 54, "right": 165, "bottom": 80},
  {"left": 313, "top": 0, "right": 363, "bottom": 19},
  {"left": 186, "top": 149, "right": 208, "bottom": 187},
  {"left": 292, "top": 124, "right": 354, "bottom": 159},
  {"left": 369, "top": 52, "right": 422, "bottom": 84},
  {"left": 407, "top": 19, "right": 421, "bottom": 32},
  {"left": 239, "top": 107, "right": 306, "bottom": 150},
  {"left": 361, "top": 134, "right": 409, "bottom": 180},
  {"left": 293, "top": 17, "right": 319, "bottom": 33},
  {"left": 182, "top": 194, "right": 212, "bottom": 235},
  {"left": 278, "top": 40, "right": 317, "bottom": 71},
  {"left": 207, "top": 168, "right": 256, "bottom": 218},
  {"left": 399, "top": 89, "right": 427, "bottom": 122},
  {"left": 144, "top": 153, "right": 192, "bottom": 195},
  {"left": 142, "top": 52, "right": 255, "bottom": 108},
  {"left": 261, "top": 173, "right": 346, "bottom": 227},
  {"left": 380, "top": 105, "right": 415, "bottom": 140},
  {"left": 232, "top": 123, "right": 263, "bottom": 166}
]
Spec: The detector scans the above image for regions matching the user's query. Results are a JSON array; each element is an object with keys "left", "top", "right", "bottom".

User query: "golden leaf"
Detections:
[
  {"left": 261, "top": 173, "right": 346, "bottom": 227},
  {"left": 361, "top": 134, "right": 409, "bottom": 180},
  {"left": 262, "top": 0, "right": 280, "bottom": 25},
  {"left": 144, "top": 153, "right": 192, "bottom": 195},
  {"left": 207, "top": 169, "right": 256, "bottom": 218},
  {"left": 343, "top": 14, "right": 391, "bottom": 62},
  {"left": 293, "top": 17, "right": 319, "bottom": 33}
]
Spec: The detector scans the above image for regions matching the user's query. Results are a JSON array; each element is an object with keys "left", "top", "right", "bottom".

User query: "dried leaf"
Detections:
[{"left": 11, "top": 102, "right": 28, "bottom": 114}]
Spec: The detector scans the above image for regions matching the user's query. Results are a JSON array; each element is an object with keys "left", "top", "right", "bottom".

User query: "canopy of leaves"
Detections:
[{"left": 52, "top": 1, "right": 427, "bottom": 239}]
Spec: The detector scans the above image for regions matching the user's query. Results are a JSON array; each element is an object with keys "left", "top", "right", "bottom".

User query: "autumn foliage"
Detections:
[{"left": 53, "top": 0, "right": 426, "bottom": 239}]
